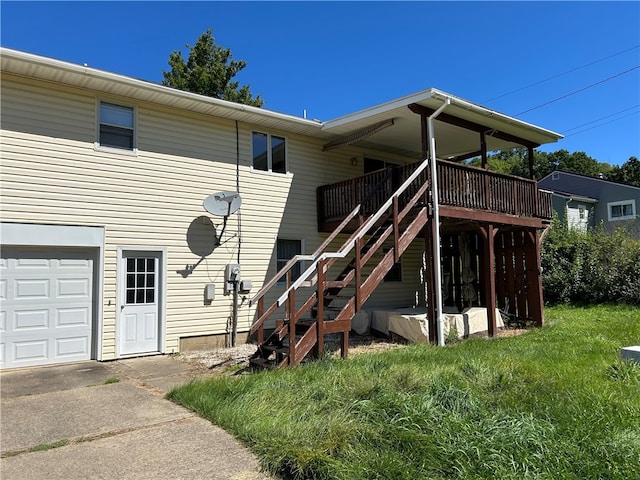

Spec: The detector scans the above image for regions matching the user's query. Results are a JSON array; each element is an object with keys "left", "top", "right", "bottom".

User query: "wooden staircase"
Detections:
[{"left": 248, "top": 159, "right": 433, "bottom": 368}]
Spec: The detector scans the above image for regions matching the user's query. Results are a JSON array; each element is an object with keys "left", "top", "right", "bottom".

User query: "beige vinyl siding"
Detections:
[
  {"left": 1, "top": 76, "right": 259, "bottom": 358},
  {"left": 1, "top": 73, "right": 431, "bottom": 358}
]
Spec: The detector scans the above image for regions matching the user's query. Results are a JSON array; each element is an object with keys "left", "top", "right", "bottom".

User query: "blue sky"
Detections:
[{"left": 2, "top": 1, "right": 639, "bottom": 166}]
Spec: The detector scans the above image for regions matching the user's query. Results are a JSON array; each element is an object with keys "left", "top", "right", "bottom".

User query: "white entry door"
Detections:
[{"left": 119, "top": 251, "right": 161, "bottom": 356}]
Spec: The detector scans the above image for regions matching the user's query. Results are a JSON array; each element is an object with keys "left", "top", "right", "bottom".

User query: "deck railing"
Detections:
[{"left": 317, "top": 159, "right": 552, "bottom": 228}]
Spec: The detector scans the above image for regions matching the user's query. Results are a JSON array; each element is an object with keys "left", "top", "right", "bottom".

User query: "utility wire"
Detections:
[
  {"left": 563, "top": 110, "right": 640, "bottom": 138},
  {"left": 514, "top": 65, "right": 639, "bottom": 116},
  {"left": 483, "top": 45, "right": 639, "bottom": 103},
  {"left": 561, "top": 105, "right": 640, "bottom": 133}
]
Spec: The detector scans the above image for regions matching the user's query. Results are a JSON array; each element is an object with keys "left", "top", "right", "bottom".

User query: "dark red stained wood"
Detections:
[
  {"left": 355, "top": 238, "right": 362, "bottom": 310},
  {"left": 317, "top": 159, "right": 552, "bottom": 233},
  {"left": 398, "top": 207, "right": 428, "bottom": 254},
  {"left": 484, "top": 224, "right": 497, "bottom": 337},
  {"left": 293, "top": 326, "right": 317, "bottom": 365},
  {"left": 514, "top": 232, "right": 527, "bottom": 321},
  {"left": 439, "top": 206, "right": 548, "bottom": 228},
  {"left": 393, "top": 196, "right": 400, "bottom": 263},
  {"left": 526, "top": 229, "right": 544, "bottom": 327}
]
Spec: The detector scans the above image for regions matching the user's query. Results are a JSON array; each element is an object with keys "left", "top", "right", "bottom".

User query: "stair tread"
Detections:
[
  {"left": 262, "top": 345, "right": 289, "bottom": 354},
  {"left": 250, "top": 357, "right": 279, "bottom": 369}
]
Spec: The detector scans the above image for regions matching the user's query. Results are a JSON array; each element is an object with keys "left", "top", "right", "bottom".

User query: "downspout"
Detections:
[{"left": 428, "top": 97, "right": 451, "bottom": 347}]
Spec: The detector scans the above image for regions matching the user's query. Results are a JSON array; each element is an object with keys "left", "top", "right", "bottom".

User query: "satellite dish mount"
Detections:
[{"left": 203, "top": 191, "right": 242, "bottom": 245}]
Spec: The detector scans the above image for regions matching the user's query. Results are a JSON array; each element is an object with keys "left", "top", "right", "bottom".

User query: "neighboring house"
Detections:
[
  {"left": 539, "top": 170, "right": 640, "bottom": 235},
  {"left": 1, "top": 48, "right": 562, "bottom": 369}
]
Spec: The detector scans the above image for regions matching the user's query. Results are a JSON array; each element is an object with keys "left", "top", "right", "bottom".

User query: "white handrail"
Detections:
[{"left": 276, "top": 156, "right": 432, "bottom": 306}]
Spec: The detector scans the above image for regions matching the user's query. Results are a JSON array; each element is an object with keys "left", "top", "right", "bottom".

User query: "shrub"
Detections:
[{"left": 541, "top": 216, "right": 640, "bottom": 305}]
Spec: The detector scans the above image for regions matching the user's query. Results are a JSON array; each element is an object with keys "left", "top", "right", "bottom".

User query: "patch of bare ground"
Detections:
[
  {"left": 176, "top": 328, "right": 529, "bottom": 374},
  {"left": 176, "top": 334, "right": 406, "bottom": 374}
]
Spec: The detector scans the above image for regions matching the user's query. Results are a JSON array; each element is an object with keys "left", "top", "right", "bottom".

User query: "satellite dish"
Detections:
[{"left": 203, "top": 191, "right": 242, "bottom": 217}]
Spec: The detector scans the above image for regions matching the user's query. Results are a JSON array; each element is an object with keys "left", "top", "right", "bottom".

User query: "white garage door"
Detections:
[{"left": 0, "top": 248, "right": 94, "bottom": 369}]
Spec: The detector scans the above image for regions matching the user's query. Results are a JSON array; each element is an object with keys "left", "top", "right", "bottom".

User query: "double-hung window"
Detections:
[
  {"left": 252, "top": 132, "right": 287, "bottom": 173},
  {"left": 99, "top": 101, "right": 135, "bottom": 151},
  {"left": 277, "top": 239, "right": 302, "bottom": 284},
  {"left": 608, "top": 200, "right": 636, "bottom": 221}
]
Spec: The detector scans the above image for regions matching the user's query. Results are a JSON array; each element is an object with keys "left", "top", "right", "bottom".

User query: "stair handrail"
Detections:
[
  {"left": 250, "top": 167, "right": 396, "bottom": 309},
  {"left": 276, "top": 157, "right": 431, "bottom": 306},
  {"left": 249, "top": 204, "right": 362, "bottom": 307}
]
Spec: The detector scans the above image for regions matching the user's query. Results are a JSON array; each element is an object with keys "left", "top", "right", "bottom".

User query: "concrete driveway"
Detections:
[{"left": 1, "top": 356, "right": 271, "bottom": 480}]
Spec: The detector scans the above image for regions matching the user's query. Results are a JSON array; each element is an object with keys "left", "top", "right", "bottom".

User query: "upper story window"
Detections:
[
  {"left": 252, "top": 132, "right": 286, "bottom": 174},
  {"left": 99, "top": 102, "right": 135, "bottom": 150},
  {"left": 608, "top": 200, "right": 636, "bottom": 221}
]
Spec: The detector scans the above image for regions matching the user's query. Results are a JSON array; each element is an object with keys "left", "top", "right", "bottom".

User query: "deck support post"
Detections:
[
  {"left": 287, "top": 284, "right": 296, "bottom": 364},
  {"left": 316, "top": 258, "right": 326, "bottom": 356},
  {"left": 479, "top": 223, "right": 498, "bottom": 337},
  {"left": 526, "top": 229, "right": 544, "bottom": 327},
  {"left": 355, "top": 238, "right": 362, "bottom": 310}
]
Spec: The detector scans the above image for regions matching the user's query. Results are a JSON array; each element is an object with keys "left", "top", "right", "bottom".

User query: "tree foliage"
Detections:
[
  {"left": 468, "top": 147, "right": 613, "bottom": 180},
  {"left": 162, "top": 29, "right": 264, "bottom": 107},
  {"left": 606, "top": 156, "right": 640, "bottom": 186}
]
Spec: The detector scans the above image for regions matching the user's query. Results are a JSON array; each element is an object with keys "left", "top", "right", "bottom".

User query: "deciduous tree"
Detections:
[{"left": 607, "top": 156, "right": 640, "bottom": 186}]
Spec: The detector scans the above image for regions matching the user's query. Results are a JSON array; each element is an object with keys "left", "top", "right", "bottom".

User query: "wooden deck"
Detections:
[{"left": 317, "top": 159, "right": 552, "bottom": 232}]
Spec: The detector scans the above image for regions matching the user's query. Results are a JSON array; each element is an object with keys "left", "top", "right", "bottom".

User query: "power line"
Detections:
[
  {"left": 562, "top": 105, "right": 640, "bottom": 133},
  {"left": 563, "top": 110, "right": 640, "bottom": 138},
  {"left": 514, "top": 65, "right": 639, "bottom": 116},
  {"left": 483, "top": 45, "right": 639, "bottom": 103}
]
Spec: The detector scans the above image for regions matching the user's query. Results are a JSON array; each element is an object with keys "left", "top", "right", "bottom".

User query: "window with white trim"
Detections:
[
  {"left": 252, "top": 132, "right": 287, "bottom": 173},
  {"left": 383, "top": 248, "right": 402, "bottom": 282},
  {"left": 608, "top": 200, "right": 636, "bottom": 221},
  {"left": 99, "top": 101, "right": 135, "bottom": 150},
  {"left": 277, "top": 239, "right": 302, "bottom": 284}
]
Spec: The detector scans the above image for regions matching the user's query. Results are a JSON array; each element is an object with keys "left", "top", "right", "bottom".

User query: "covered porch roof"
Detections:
[{"left": 322, "top": 88, "right": 563, "bottom": 159}]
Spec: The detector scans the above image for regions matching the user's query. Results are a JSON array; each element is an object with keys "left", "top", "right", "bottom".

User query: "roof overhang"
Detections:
[
  {"left": 1, "top": 49, "right": 563, "bottom": 159},
  {"left": 549, "top": 191, "right": 598, "bottom": 203},
  {"left": 322, "top": 88, "right": 563, "bottom": 158},
  {"left": 0, "top": 48, "right": 327, "bottom": 139}
]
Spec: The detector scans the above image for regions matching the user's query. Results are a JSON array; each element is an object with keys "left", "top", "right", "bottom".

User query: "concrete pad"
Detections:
[
  {"left": 1, "top": 382, "right": 191, "bottom": 453},
  {"left": 112, "top": 356, "right": 204, "bottom": 394},
  {"left": 1, "top": 361, "right": 118, "bottom": 398},
  {"left": 1, "top": 416, "right": 270, "bottom": 480},
  {"left": 621, "top": 346, "right": 640, "bottom": 363}
]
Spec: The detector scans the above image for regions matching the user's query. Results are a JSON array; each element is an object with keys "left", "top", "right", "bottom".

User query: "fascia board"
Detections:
[
  {"left": 1, "top": 48, "right": 324, "bottom": 136},
  {"left": 323, "top": 86, "right": 563, "bottom": 146},
  {"left": 322, "top": 88, "right": 437, "bottom": 130}
]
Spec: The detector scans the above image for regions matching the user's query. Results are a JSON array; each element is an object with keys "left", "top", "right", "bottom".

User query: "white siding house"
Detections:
[{"left": 1, "top": 48, "right": 562, "bottom": 369}]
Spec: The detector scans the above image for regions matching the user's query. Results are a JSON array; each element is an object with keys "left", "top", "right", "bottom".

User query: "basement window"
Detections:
[
  {"left": 252, "top": 132, "right": 287, "bottom": 174},
  {"left": 98, "top": 101, "right": 135, "bottom": 151},
  {"left": 383, "top": 248, "right": 402, "bottom": 282},
  {"left": 277, "top": 239, "right": 303, "bottom": 284},
  {"left": 608, "top": 200, "right": 636, "bottom": 221}
]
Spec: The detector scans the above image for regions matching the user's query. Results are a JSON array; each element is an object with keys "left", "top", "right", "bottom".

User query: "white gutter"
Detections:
[{"left": 428, "top": 97, "right": 451, "bottom": 347}]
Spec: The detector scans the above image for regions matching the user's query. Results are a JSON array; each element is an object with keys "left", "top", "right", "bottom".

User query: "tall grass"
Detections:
[{"left": 168, "top": 305, "right": 640, "bottom": 479}]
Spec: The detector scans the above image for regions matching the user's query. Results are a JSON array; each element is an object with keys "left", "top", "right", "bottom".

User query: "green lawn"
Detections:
[{"left": 168, "top": 305, "right": 640, "bottom": 479}]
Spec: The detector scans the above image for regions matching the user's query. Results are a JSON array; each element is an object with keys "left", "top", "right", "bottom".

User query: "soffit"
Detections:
[{"left": 2, "top": 49, "right": 562, "bottom": 159}]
